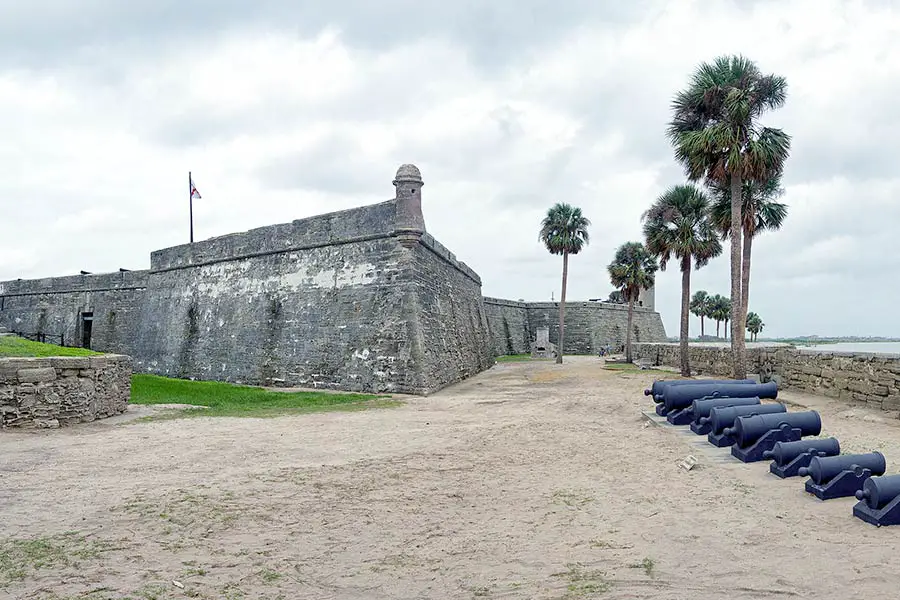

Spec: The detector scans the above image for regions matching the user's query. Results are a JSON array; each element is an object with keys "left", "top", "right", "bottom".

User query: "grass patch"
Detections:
[
  {"left": 552, "top": 563, "right": 611, "bottom": 597},
  {"left": 0, "top": 532, "right": 115, "bottom": 584},
  {"left": 495, "top": 354, "right": 533, "bottom": 362},
  {"left": 130, "top": 374, "right": 397, "bottom": 418},
  {"left": 629, "top": 557, "right": 655, "bottom": 577},
  {"left": 0, "top": 336, "right": 100, "bottom": 357}
]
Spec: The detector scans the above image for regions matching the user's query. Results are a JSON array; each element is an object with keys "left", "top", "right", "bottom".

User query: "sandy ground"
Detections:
[{"left": 2, "top": 357, "right": 900, "bottom": 600}]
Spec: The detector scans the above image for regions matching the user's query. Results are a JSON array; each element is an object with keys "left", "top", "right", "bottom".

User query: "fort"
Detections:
[{"left": 0, "top": 165, "right": 667, "bottom": 394}]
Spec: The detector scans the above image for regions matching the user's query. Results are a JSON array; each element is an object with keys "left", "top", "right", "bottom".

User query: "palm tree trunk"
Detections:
[
  {"left": 625, "top": 296, "right": 634, "bottom": 363},
  {"left": 700, "top": 315, "right": 705, "bottom": 338},
  {"left": 741, "top": 229, "right": 753, "bottom": 334},
  {"left": 730, "top": 173, "right": 747, "bottom": 378},
  {"left": 557, "top": 251, "right": 568, "bottom": 364},
  {"left": 724, "top": 319, "right": 729, "bottom": 340},
  {"left": 715, "top": 320, "right": 720, "bottom": 338},
  {"left": 679, "top": 256, "right": 691, "bottom": 377}
]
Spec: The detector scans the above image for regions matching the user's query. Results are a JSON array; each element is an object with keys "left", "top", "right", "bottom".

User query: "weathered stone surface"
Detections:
[
  {"left": 484, "top": 298, "right": 666, "bottom": 356},
  {"left": 50, "top": 357, "right": 91, "bottom": 369},
  {"left": 0, "top": 354, "right": 131, "bottom": 429},
  {"left": 17, "top": 367, "right": 57, "bottom": 383}
]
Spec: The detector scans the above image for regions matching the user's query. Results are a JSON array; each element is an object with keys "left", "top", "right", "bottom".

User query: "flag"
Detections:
[{"left": 190, "top": 177, "right": 201, "bottom": 200}]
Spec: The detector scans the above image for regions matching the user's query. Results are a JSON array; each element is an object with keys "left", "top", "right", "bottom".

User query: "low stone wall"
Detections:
[
  {"left": 632, "top": 343, "right": 900, "bottom": 417},
  {"left": 0, "top": 354, "right": 132, "bottom": 428}
]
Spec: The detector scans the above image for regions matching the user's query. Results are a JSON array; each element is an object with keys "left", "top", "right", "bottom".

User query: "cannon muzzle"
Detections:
[
  {"left": 712, "top": 403, "right": 786, "bottom": 435},
  {"left": 662, "top": 381, "right": 777, "bottom": 411},
  {"left": 800, "top": 452, "right": 886, "bottom": 485},
  {"left": 728, "top": 411, "right": 821, "bottom": 448}
]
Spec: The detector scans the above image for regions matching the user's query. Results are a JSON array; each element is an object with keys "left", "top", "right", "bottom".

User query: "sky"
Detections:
[{"left": 1, "top": 0, "right": 897, "bottom": 339}]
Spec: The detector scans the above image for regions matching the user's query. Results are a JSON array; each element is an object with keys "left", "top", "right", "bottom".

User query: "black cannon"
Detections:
[
  {"left": 763, "top": 438, "right": 841, "bottom": 478},
  {"left": 853, "top": 474, "right": 900, "bottom": 526},
  {"left": 645, "top": 378, "right": 754, "bottom": 397},
  {"left": 704, "top": 403, "right": 787, "bottom": 447},
  {"left": 799, "top": 452, "right": 886, "bottom": 500},
  {"left": 725, "top": 411, "right": 822, "bottom": 462},
  {"left": 660, "top": 381, "right": 777, "bottom": 415},
  {"left": 689, "top": 397, "right": 761, "bottom": 435}
]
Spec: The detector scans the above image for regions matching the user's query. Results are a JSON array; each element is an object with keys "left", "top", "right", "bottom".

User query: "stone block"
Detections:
[
  {"left": 873, "top": 385, "right": 890, "bottom": 397},
  {"left": 89, "top": 356, "right": 112, "bottom": 369},
  {"left": 17, "top": 367, "right": 57, "bottom": 384},
  {"left": 50, "top": 357, "right": 91, "bottom": 369},
  {"left": 79, "top": 369, "right": 96, "bottom": 378},
  {"left": 60, "top": 369, "right": 80, "bottom": 378},
  {"left": 882, "top": 398, "right": 900, "bottom": 413}
]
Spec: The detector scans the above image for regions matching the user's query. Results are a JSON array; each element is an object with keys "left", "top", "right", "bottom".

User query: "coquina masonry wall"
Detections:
[
  {"left": 483, "top": 299, "right": 668, "bottom": 356},
  {"left": 0, "top": 165, "right": 493, "bottom": 396},
  {"left": 0, "top": 354, "right": 132, "bottom": 428},
  {"left": 632, "top": 343, "right": 900, "bottom": 417}
]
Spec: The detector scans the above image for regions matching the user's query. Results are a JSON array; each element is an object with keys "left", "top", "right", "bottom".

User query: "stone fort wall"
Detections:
[
  {"left": 0, "top": 165, "right": 493, "bottom": 395},
  {"left": 483, "top": 298, "right": 667, "bottom": 356},
  {"left": 0, "top": 164, "right": 669, "bottom": 393}
]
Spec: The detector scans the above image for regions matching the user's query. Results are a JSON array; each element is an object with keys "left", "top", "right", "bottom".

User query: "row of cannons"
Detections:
[{"left": 646, "top": 378, "right": 900, "bottom": 527}]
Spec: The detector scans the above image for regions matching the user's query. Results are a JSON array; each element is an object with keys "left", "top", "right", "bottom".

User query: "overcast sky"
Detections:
[{"left": 1, "top": 0, "right": 897, "bottom": 338}]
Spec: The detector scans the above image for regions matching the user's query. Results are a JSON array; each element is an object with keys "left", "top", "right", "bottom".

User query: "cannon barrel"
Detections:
[
  {"left": 704, "top": 403, "right": 786, "bottom": 434},
  {"left": 799, "top": 452, "right": 885, "bottom": 485},
  {"left": 646, "top": 378, "right": 754, "bottom": 399},
  {"left": 725, "top": 411, "right": 821, "bottom": 448},
  {"left": 855, "top": 474, "right": 900, "bottom": 509},
  {"left": 762, "top": 438, "right": 841, "bottom": 465},
  {"left": 661, "top": 381, "right": 777, "bottom": 411},
  {"left": 692, "top": 396, "right": 760, "bottom": 421}
]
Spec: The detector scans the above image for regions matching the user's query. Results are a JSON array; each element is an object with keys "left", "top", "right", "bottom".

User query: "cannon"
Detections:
[
  {"left": 725, "top": 411, "right": 822, "bottom": 462},
  {"left": 704, "top": 403, "right": 787, "bottom": 447},
  {"left": 645, "top": 378, "right": 754, "bottom": 397},
  {"left": 660, "top": 381, "right": 777, "bottom": 416},
  {"left": 689, "top": 397, "right": 761, "bottom": 435},
  {"left": 853, "top": 475, "right": 900, "bottom": 526},
  {"left": 763, "top": 438, "right": 841, "bottom": 478},
  {"left": 799, "top": 452, "right": 886, "bottom": 500}
]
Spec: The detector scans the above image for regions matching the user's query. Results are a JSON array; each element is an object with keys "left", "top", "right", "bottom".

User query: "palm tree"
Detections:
[
  {"left": 708, "top": 173, "right": 788, "bottom": 328},
  {"left": 643, "top": 184, "right": 722, "bottom": 376},
  {"left": 708, "top": 294, "right": 730, "bottom": 339},
  {"left": 539, "top": 203, "right": 591, "bottom": 364},
  {"left": 608, "top": 242, "right": 659, "bottom": 363},
  {"left": 668, "top": 55, "right": 791, "bottom": 379},
  {"left": 746, "top": 311, "right": 765, "bottom": 341},
  {"left": 690, "top": 290, "right": 711, "bottom": 338}
]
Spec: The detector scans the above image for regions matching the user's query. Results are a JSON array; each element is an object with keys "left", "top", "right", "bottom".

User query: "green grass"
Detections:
[
  {"left": 0, "top": 532, "right": 115, "bottom": 584},
  {"left": 0, "top": 336, "right": 100, "bottom": 357},
  {"left": 495, "top": 353, "right": 532, "bottom": 362},
  {"left": 131, "top": 374, "right": 397, "bottom": 418}
]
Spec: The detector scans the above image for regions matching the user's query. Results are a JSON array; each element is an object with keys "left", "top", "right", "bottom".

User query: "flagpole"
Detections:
[{"left": 189, "top": 171, "right": 194, "bottom": 244}]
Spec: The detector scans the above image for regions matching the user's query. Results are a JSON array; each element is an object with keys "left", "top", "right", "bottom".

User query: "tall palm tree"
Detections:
[
  {"left": 689, "top": 290, "right": 710, "bottom": 338},
  {"left": 608, "top": 242, "right": 659, "bottom": 363},
  {"left": 643, "top": 184, "right": 721, "bottom": 376},
  {"left": 708, "top": 174, "right": 788, "bottom": 329},
  {"left": 668, "top": 55, "right": 791, "bottom": 379},
  {"left": 539, "top": 203, "right": 591, "bottom": 364}
]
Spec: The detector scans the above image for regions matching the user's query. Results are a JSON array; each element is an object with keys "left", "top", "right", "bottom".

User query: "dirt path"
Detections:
[{"left": 2, "top": 357, "right": 899, "bottom": 599}]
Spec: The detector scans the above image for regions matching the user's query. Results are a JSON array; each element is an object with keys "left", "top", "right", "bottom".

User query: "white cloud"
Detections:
[{"left": 0, "top": 0, "right": 898, "bottom": 338}]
